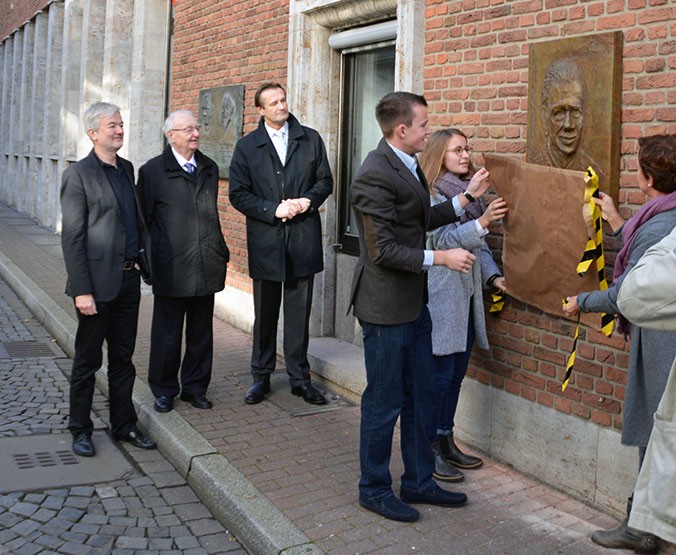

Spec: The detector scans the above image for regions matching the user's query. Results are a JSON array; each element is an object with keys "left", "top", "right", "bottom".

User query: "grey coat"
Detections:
[
  {"left": 578, "top": 208, "right": 676, "bottom": 447},
  {"left": 426, "top": 193, "right": 501, "bottom": 355}
]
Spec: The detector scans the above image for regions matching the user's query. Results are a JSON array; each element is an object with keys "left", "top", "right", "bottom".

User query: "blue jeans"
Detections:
[
  {"left": 434, "top": 313, "right": 475, "bottom": 438},
  {"left": 358, "top": 307, "right": 437, "bottom": 499}
]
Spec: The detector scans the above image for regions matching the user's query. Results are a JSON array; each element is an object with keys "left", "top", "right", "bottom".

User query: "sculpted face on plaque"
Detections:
[{"left": 532, "top": 59, "right": 599, "bottom": 174}]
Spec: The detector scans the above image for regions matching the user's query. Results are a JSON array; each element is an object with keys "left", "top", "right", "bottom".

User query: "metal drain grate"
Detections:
[
  {"left": 12, "top": 450, "right": 79, "bottom": 470},
  {"left": 0, "top": 432, "right": 138, "bottom": 494},
  {"left": 0, "top": 341, "right": 61, "bottom": 358}
]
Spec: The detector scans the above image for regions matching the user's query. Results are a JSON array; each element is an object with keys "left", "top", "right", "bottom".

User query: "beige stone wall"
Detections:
[{"left": 0, "top": 0, "right": 170, "bottom": 228}]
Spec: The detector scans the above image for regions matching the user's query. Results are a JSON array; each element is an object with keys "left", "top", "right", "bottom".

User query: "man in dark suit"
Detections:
[
  {"left": 139, "top": 110, "right": 230, "bottom": 414},
  {"left": 61, "top": 101, "right": 156, "bottom": 457},
  {"left": 350, "top": 92, "right": 490, "bottom": 522},
  {"left": 229, "top": 83, "right": 333, "bottom": 406}
]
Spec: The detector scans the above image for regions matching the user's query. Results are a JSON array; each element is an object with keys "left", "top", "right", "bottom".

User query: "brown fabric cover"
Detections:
[{"left": 484, "top": 155, "right": 601, "bottom": 328}]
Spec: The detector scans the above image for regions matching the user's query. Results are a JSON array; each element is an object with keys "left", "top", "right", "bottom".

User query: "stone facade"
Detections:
[{"left": 0, "top": 0, "right": 170, "bottom": 229}]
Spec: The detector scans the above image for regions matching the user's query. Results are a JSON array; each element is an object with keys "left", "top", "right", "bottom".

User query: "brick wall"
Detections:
[
  {"left": 424, "top": 0, "right": 675, "bottom": 431},
  {"left": 170, "top": 0, "right": 675, "bottom": 431},
  {"left": 170, "top": 0, "right": 290, "bottom": 293},
  {"left": 0, "top": 0, "right": 47, "bottom": 39}
]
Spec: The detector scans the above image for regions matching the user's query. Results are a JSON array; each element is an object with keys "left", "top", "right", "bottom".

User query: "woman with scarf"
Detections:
[
  {"left": 564, "top": 134, "right": 676, "bottom": 554},
  {"left": 419, "top": 129, "right": 508, "bottom": 483}
]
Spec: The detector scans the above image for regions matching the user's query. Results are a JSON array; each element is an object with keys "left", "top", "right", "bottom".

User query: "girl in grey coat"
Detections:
[{"left": 420, "top": 129, "right": 508, "bottom": 483}]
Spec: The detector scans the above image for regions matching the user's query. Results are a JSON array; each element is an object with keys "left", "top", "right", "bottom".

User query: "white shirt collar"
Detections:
[
  {"left": 171, "top": 147, "right": 197, "bottom": 169},
  {"left": 386, "top": 141, "right": 418, "bottom": 177},
  {"left": 264, "top": 121, "right": 289, "bottom": 140}
]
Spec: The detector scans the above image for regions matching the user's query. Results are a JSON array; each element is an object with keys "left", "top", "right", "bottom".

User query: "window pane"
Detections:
[{"left": 339, "top": 46, "right": 395, "bottom": 252}]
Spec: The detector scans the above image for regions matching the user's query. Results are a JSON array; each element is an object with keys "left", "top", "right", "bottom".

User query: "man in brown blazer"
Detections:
[{"left": 350, "top": 92, "right": 490, "bottom": 522}]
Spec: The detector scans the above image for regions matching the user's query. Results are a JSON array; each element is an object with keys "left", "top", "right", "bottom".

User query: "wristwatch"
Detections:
[{"left": 463, "top": 191, "right": 476, "bottom": 203}]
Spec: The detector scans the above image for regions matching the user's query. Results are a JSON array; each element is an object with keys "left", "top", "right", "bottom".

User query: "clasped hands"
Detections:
[{"left": 276, "top": 197, "right": 311, "bottom": 222}]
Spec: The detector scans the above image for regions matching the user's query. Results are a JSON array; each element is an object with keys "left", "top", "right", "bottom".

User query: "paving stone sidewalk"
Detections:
[
  {"left": 0, "top": 277, "right": 248, "bottom": 555},
  {"left": 0, "top": 201, "right": 660, "bottom": 554}
]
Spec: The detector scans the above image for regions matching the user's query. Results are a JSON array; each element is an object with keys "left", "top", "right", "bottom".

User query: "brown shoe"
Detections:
[{"left": 591, "top": 496, "right": 659, "bottom": 554}]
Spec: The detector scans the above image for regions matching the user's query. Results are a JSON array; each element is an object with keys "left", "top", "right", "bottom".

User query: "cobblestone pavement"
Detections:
[{"left": 0, "top": 278, "right": 248, "bottom": 555}]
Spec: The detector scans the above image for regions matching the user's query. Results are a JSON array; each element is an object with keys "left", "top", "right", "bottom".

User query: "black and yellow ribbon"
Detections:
[
  {"left": 489, "top": 290, "right": 505, "bottom": 312},
  {"left": 562, "top": 167, "right": 614, "bottom": 391},
  {"left": 561, "top": 306, "right": 580, "bottom": 392}
]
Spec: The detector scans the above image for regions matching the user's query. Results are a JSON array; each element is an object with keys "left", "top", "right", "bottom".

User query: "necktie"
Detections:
[
  {"left": 413, "top": 157, "right": 427, "bottom": 188},
  {"left": 273, "top": 131, "right": 287, "bottom": 165},
  {"left": 185, "top": 162, "right": 195, "bottom": 174}
]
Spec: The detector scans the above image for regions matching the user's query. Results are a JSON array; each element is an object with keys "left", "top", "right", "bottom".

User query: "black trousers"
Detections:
[
  {"left": 148, "top": 294, "right": 214, "bottom": 398},
  {"left": 68, "top": 269, "right": 140, "bottom": 437},
  {"left": 251, "top": 275, "right": 314, "bottom": 387}
]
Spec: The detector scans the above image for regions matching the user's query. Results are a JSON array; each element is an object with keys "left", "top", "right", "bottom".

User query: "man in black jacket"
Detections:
[
  {"left": 139, "top": 110, "right": 230, "bottom": 413},
  {"left": 229, "top": 83, "right": 333, "bottom": 406},
  {"left": 61, "top": 101, "right": 156, "bottom": 457}
]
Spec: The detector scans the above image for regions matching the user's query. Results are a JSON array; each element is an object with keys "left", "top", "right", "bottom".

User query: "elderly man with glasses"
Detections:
[{"left": 138, "top": 110, "right": 230, "bottom": 414}]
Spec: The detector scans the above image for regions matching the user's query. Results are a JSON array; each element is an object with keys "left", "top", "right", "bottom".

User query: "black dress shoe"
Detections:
[
  {"left": 245, "top": 377, "right": 271, "bottom": 404},
  {"left": 400, "top": 483, "right": 468, "bottom": 507},
  {"left": 180, "top": 392, "right": 213, "bottom": 409},
  {"left": 359, "top": 493, "right": 419, "bottom": 522},
  {"left": 291, "top": 382, "right": 327, "bottom": 405},
  {"left": 72, "top": 432, "right": 95, "bottom": 457},
  {"left": 154, "top": 395, "right": 174, "bottom": 413},
  {"left": 114, "top": 427, "right": 156, "bottom": 450}
]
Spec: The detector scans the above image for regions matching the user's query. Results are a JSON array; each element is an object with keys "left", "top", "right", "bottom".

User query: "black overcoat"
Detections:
[
  {"left": 138, "top": 146, "right": 229, "bottom": 297},
  {"left": 228, "top": 114, "right": 333, "bottom": 281}
]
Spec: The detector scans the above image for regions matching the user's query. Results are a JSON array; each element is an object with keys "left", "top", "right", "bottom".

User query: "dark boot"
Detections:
[
  {"left": 590, "top": 496, "right": 659, "bottom": 554},
  {"left": 432, "top": 441, "right": 464, "bottom": 482},
  {"left": 439, "top": 433, "right": 483, "bottom": 469}
]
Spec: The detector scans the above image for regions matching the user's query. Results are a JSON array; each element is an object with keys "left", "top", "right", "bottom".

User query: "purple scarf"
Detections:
[
  {"left": 434, "top": 171, "right": 486, "bottom": 223},
  {"left": 614, "top": 191, "right": 676, "bottom": 334}
]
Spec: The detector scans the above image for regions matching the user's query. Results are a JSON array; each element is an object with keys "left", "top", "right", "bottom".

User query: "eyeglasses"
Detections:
[
  {"left": 447, "top": 146, "right": 474, "bottom": 156},
  {"left": 171, "top": 126, "right": 201, "bottom": 134}
]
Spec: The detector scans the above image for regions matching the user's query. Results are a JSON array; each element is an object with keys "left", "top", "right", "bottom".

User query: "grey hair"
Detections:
[
  {"left": 541, "top": 59, "right": 584, "bottom": 108},
  {"left": 84, "top": 102, "right": 120, "bottom": 134},
  {"left": 163, "top": 110, "right": 196, "bottom": 138}
]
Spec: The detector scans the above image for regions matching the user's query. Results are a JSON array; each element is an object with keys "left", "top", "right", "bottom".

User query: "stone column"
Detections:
[
  {"left": 0, "top": 38, "right": 10, "bottom": 204},
  {"left": 42, "top": 2, "right": 65, "bottom": 230},
  {"left": 5, "top": 30, "right": 23, "bottom": 208},
  {"left": 127, "top": 0, "right": 170, "bottom": 169},
  {"left": 29, "top": 13, "right": 48, "bottom": 221},
  {"left": 16, "top": 21, "right": 35, "bottom": 214},
  {"left": 61, "top": 0, "right": 84, "bottom": 163},
  {"left": 76, "top": 0, "right": 106, "bottom": 159},
  {"left": 102, "top": 0, "right": 133, "bottom": 161}
]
